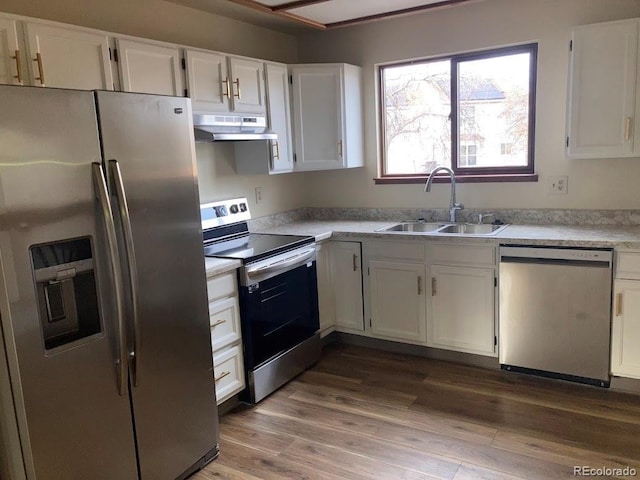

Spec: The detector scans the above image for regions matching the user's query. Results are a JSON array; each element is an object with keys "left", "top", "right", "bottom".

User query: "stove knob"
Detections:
[
  {"left": 230, "top": 204, "right": 239, "bottom": 214},
  {"left": 215, "top": 206, "right": 228, "bottom": 217},
  {"left": 239, "top": 203, "right": 247, "bottom": 212}
]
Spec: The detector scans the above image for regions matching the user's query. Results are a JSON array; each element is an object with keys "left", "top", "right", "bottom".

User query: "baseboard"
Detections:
[{"left": 332, "top": 332, "right": 500, "bottom": 370}]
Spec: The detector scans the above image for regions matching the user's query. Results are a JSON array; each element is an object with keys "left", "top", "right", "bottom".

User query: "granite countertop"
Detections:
[
  {"left": 252, "top": 220, "right": 640, "bottom": 249},
  {"left": 204, "top": 257, "right": 242, "bottom": 277}
]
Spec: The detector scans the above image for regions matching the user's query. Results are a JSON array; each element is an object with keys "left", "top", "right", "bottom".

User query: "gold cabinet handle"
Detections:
[
  {"left": 431, "top": 278, "right": 437, "bottom": 296},
  {"left": 222, "top": 78, "right": 230, "bottom": 97},
  {"left": 272, "top": 140, "right": 280, "bottom": 159},
  {"left": 352, "top": 254, "right": 357, "bottom": 272},
  {"left": 615, "top": 293, "right": 622, "bottom": 316},
  {"left": 215, "top": 370, "right": 231, "bottom": 382},
  {"left": 210, "top": 318, "right": 227, "bottom": 328},
  {"left": 11, "top": 50, "right": 22, "bottom": 84},
  {"left": 337, "top": 140, "right": 343, "bottom": 158},
  {"left": 417, "top": 276, "right": 422, "bottom": 295},
  {"left": 33, "top": 52, "right": 45, "bottom": 86},
  {"left": 625, "top": 117, "right": 633, "bottom": 141},
  {"left": 233, "top": 78, "right": 241, "bottom": 98}
]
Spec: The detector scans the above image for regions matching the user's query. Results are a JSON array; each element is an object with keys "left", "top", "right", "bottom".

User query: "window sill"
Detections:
[{"left": 373, "top": 173, "right": 539, "bottom": 185}]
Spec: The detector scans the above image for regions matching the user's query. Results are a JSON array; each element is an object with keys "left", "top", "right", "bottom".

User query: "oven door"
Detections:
[{"left": 239, "top": 250, "right": 319, "bottom": 370}]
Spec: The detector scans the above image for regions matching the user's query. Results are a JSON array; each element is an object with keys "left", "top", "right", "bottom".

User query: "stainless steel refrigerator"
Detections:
[{"left": 0, "top": 85, "right": 219, "bottom": 479}]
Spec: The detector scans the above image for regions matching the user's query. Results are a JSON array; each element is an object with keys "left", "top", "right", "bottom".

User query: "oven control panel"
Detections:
[{"left": 200, "top": 197, "right": 251, "bottom": 229}]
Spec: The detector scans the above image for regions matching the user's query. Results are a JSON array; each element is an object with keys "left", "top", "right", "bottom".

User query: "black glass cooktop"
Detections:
[{"left": 204, "top": 233, "right": 314, "bottom": 263}]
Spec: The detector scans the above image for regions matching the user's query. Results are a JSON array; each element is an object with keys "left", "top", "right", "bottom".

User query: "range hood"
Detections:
[{"left": 193, "top": 114, "right": 277, "bottom": 142}]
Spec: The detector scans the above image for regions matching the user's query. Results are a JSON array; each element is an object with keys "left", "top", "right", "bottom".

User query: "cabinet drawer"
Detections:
[
  {"left": 213, "top": 345, "right": 245, "bottom": 404},
  {"left": 368, "top": 241, "right": 425, "bottom": 261},
  {"left": 207, "top": 271, "right": 237, "bottom": 302},
  {"left": 429, "top": 244, "right": 495, "bottom": 267},
  {"left": 209, "top": 296, "right": 241, "bottom": 352},
  {"left": 617, "top": 252, "right": 640, "bottom": 280}
]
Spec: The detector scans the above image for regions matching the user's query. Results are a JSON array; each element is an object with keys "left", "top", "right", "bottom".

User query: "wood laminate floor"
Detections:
[{"left": 194, "top": 344, "right": 640, "bottom": 480}]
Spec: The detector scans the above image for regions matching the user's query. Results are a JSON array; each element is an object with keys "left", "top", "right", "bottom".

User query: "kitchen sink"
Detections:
[
  {"left": 377, "top": 222, "right": 446, "bottom": 233},
  {"left": 376, "top": 222, "right": 509, "bottom": 235},
  {"left": 437, "top": 223, "right": 508, "bottom": 235}
]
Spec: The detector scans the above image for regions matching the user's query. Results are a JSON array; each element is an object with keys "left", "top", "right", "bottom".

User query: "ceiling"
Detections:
[{"left": 165, "top": 0, "right": 476, "bottom": 32}]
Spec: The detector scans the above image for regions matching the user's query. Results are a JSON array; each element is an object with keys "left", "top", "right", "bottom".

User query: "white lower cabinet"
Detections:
[
  {"left": 331, "top": 241, "right": 364, "bottom": 332},
  {"left": 611, "top": 251, "right": 640, "bottom": 379},
  {"left": 316, "top": 241, "right": 336, "bottom": 336},
  {"left": 207, "top": 270, "right": 245, "bottom": 404},
  {"left": 428, "top": 265, "right": 496, "bottom": 355},
  {"left": 369, "top": 260, "right": 426, "bottom": 343}
]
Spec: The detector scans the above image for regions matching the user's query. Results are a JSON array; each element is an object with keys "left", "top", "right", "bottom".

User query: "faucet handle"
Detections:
[{"left": 477, "top": 212, "right": 494, "bottom": 224}]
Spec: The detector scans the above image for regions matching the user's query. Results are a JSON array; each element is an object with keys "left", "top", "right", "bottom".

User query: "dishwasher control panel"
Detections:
[{"left": 500, "top": 246, "right": 613, "bottom": 264}]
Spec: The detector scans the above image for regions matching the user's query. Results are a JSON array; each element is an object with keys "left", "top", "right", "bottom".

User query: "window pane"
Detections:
[
  {"left": 383, "top": 60, "right": 451, "bottom": 174},
  {"left": 457, "top": 52, "right": 531, "bottom": 169}
]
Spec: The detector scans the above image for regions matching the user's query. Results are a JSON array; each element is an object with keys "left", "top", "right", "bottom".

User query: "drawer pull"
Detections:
[
  {"left": 215, "top": 371, "right": 231, "bottom": 382},
  {"left": 211, "top": 318, "right": 227, "bottom": 328}
]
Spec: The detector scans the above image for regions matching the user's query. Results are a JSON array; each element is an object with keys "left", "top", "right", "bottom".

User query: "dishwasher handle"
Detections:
[{"left": 499, "top": 246, "right": 612, "bottom": 267}]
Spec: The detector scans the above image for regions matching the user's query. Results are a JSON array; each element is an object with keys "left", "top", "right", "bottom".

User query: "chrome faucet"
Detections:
[
  {"left": 424, "top": 166, "right": 464, "bottom": 223},
  {"left": 477, "top": 212, "right": 494, "bottom": 224}
]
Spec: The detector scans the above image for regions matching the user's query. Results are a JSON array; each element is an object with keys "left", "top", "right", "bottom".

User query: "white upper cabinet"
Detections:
[
  {"left": 116, "top": 38, "right": 183, "bottom": 96},
  {"left": 0, "top": 17, "right": 22, "bottom": 85},
  {"left": 567, "top": 19, "right": 640, "bottom": 158},
  {"left": 185, "top": 49, "right": 228, "bottom": 113},
  {"left": 24, "top": 22, "right": 113, "bottom": 90},
  {"left": 228, "top": 57, "right": 265, "bottom": 114},
  {"left": 264, "top": 62, "right": 293, "bottom": 173},
  {"left": 184, "top": 49, "right": 265, "bottom": 115},
  {"left": 234, "top": 62, "right": 293, "bottom": 175},
  {"left": 290, "top": 63, "right": 363, "bottom": 171}
]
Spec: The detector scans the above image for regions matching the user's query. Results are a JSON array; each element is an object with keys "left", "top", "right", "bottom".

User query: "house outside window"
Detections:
[{"left": 378, "top": 43, "right": 537, "bottom": 183}]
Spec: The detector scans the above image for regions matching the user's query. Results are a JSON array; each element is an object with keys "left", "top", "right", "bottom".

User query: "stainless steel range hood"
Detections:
[{"left": 193, "top": 114, "right": 277, "bottom": 142}]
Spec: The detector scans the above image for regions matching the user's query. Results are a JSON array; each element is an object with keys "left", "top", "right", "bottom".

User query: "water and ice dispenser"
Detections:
[{"left": 31, "top": 237, "right": 102, "bottom": 350}]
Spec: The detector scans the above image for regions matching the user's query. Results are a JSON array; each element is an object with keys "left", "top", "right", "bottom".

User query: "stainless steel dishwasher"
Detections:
[{"left": 499, "top": 246, "right": 613, "bottom": 387}]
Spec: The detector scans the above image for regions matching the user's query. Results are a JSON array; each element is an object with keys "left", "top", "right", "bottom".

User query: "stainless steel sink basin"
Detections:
[
  {"left": 377, "top": 222, "right": 446, "bottom": 233},
  {"left": 376, "top": 222, "right": 509, "bottom": 235},
  {"left": 436, "top": 223, "right": 508, "bottom": 235}
]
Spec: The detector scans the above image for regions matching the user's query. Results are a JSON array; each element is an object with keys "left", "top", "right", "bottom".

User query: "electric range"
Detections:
[{"left": 201, "top": 198, "right": 320, "bottom": 403}]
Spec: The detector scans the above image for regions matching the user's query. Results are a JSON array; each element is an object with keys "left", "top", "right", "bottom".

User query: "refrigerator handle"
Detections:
[
  {"left": 92, "top": 163, "right": 128, "bottom": 396},
  {"left": 108, "top": 159, "right": 141, "bottom": 387}
]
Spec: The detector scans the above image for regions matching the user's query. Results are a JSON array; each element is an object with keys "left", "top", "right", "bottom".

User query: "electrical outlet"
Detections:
[
  {"left": 548, "top": 176, "right": 568, "bottom": 195},
  {"left": 255, "top": 187, "right": 264, "bottom": 204}
]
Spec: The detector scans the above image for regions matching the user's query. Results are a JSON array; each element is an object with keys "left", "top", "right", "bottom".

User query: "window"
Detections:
[
  {"left": 460, "top": 144, "right": 477, "bottom": 166},
  {"left": 378, "top": 44, "right": 537, "bottom": 183}
]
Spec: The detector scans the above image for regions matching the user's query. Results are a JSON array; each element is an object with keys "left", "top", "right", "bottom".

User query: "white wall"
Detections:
[{"left": 296, "top": 0, "right": 640, "bottom": 210}]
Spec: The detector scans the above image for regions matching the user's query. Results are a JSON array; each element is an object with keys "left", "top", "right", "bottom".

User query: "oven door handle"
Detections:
[{"left": 246, "top": 248, "right": 315, "bottom": 281}]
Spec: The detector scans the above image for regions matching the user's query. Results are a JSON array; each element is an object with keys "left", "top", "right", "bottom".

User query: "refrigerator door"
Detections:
[
  {"left": 96, "top": 91, "right": 219, "bottom": 479},
  {"left": 0, "top": 86, "right": 138, "bottom": 479}
]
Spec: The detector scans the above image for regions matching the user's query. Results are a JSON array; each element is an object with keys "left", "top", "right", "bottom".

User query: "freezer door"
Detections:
[
  {"left": 0, "top": 86, "right": 138, "bottom": 478},
  {"left": 96, "top": 91, "right": 219, "bottom": 479}
]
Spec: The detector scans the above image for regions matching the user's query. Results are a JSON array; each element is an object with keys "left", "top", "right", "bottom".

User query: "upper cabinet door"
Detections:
[
  {"left": 228, "top": 57, "right": 265, "bottom": 114},
  {"left": 265, "top": 63, "right": 293, "bottom": 173},
  {"left": 185, "top": 49, "right": 229, "bottom": 114},
  {"left": 290, "top": 65, "right": 344, "bottom": 171},
  {"left": 0, "top": 17, "right": 22, "bottom": 85},
  {"left": 24, "top": 22, "right": 113, "bottom": 90},
  {"left": 116, "top": 38, "right": 183, "bottom": 96},
  {"left": 567, "top": 20, "right": 639, "bottom": 158}
]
